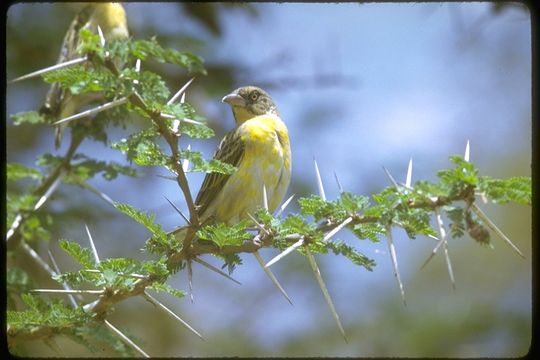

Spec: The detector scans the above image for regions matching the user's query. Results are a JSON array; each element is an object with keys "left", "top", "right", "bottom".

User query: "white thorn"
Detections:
[
  {"left": 97, "top": 25, "right": 106, "bottom": 47},
  {"left": 314, "top": 158, "right": 326, "bottom": 201},
  {"left": 382, "top": 166, "right": 400, "bottom": 189},
  {"left": 265, "top": 237, "right": 304, "bottom": 268},
  {"left": 305, "top": 246, "right": 348, "bottom": 343},
  {"left": 104, "top": 320, "right": 151, "bottom": 357},
  {"left": 53, "top": 97, "right": 128, "bottom": 126},
  {"left": 386, "top": 225, "right": 406, "bottom": 306},
  {"left": 167, "top": 77, "right": 195, "bottom": 106},
  {"left": 182, "top": 118, "right": 204, "bottom": 125},
  {"left": 435, "top": 208, "right": 456, "bottom": 289},
  {"left": 464, "top": 140, "right": 470, "bottom": 162},
  {"left": 405, "top": 158, "right": 413, "bottom": 188},
  {"left": 85, "top": 224, "right": 100, "bottom": 264},
  {"left": 180, "top": 92, "right": 186, "bottom": 104},
  {"left": 323, "top": 217, "right": 353, "bottom": 242},
  {"left": 31, "top": 289, "right": 104, "bottom": 294},
  {"left": 254, "top": 251, "right": 293, "bottom": 305},
  {"left": 143, "top": 291, "right": 205, "bottom": 341},
  {"left": 192, "top": 257, "right": 241, "bottom": 285},
  {"left": 34, "top": 170, "right": 66, "bottom": 210},
  {"left": 182, "top": 145, "right": 191, "bottom": 172},
  {"left": 471, "top": 203, "right": 525, "bottom": 259},
  {"left": 246, "top": 212, "right": 269, "bottom": 235},
  {"left": 8, "top": 56, "right": 88, "bottom": 84},
  {"left": 262, "top": 184, "right": 269, "bottom": 210},
  {"left": 135, "top": 59, "right": 141, "bottom": 72},
  {"left": 275, "top": 194, "right": 295, "bottom": 217},
  {"left": 47, "top": 250, "right": 78, "bottom": 307},
  {"left": 163, "top": 195, "right": 190, "bottom": 225},
  {"left": 334, "top": 172, "right": 344, "bottom": 193},
  {"left": 187, "top": 260, "right": 194, "bottom": 303}
]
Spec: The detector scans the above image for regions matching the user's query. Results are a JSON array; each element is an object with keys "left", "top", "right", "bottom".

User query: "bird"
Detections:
[
  {"left": 194, "top": 86, "right": 292, "bottom": 226},
  {"left": 40, "top": 3, "right": 129, "bottom": 149}
]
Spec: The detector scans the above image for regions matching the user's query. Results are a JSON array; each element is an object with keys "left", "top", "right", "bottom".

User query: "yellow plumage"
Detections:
[{"left": 190, "top": 86, "right": 292, "bottom": 228}]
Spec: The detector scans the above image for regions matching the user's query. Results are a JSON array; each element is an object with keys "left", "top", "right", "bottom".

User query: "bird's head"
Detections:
[
  {"left": 222, "top": 86, "right": 278, "bottom": 125},
  {"left": 91, "top": 3, "right": 129, "bottom": 40}
]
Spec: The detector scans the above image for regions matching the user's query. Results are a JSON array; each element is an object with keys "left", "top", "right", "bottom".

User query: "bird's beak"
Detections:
[{"left": 222, "top": 93, "right": 246, "bottom": 107}]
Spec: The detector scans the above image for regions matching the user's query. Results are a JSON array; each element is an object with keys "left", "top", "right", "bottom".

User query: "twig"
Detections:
[{"left": 31, "top": 289, "right": 104, "bottom": 295}]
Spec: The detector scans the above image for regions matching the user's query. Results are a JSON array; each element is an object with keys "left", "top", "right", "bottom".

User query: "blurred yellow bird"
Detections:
[
  {"left": 194, "top": 86, "right": 292, "bottom": 227},
  {"left": 40, "top": 3, "right": 129, "bottom": 148}
]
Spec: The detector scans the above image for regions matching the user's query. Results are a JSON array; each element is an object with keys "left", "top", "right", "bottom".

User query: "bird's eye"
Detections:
[{"left": 250, "top": 91, "right": 259, "bottom": 101}]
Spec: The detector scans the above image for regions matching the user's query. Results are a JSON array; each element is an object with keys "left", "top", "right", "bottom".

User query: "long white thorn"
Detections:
[
  {"left": 314, "top": 158, "right": 326, "bottom": 201},
  {"left": 420, "top": 235, "right": 445, "bottom": 270},
  {"left": 53, "top": 96, "right": 128, "bottom": 126},
  {"left": 464, "top": 140, "right": 470, "bottom": 162},
  {"left": 143, "top": 291, "right": 205, "bottom": 341},
  {"left": 48, "top": 250, "right": 79, "bottom": 307},
  {"left": 85, "top": 224, "right": 100, "bottom": 264},
  {"left": 471, "top": 203, "right": 525, "bottom": 259},
  {"left": 167, "top": 77, "right": 195, "bottom": 106},
  {"left": 334, "top": 172, "right": 344, "bottom": 193},
  {"left": 275, "top": 194, "right": 295, "bottom": 217},
  {"left": 187, "top": 260, "right": 194, "bottom": 303},
  {"left": 76, "top": 180, "right": 116, "bottom": 207},
  {"left": 182, "top": 144, "right": 191, "bottom": 172},
  {"left": 305, "top": 246, "right": 347, "bottom": 343},
  {"left": 34, "top": 170, "right": 66, "bottom": 210},
  {"left": 97, "top": 25, "right": 106, "bottom": 47},
  {"left": 262, "top": 184, "right": 269, "bottom": 210},
  {"left": 192, "top": 257, "right": 241, "bottom": 285},
  {"left": 386, "top": 225, "right": 406, "bottom": 306},
  {"left": 31, "top": 289, "right": 104, "bottom": 295},
  {"left": 265, "top": 237, "right": 304, "bottom": 268},
  {"left": 382, "top": 166, "right": 400, "bottom": 189},
  {"left": 180, "top": 92, "right": 186, "bottom": 104},
  {"left": 163, "top": 195, "right": 190, "bottom": 225},
  {"left": 323, "top": 217, "right": 353, "bottom": 243},
  {"left": 405, "top": 158, "right": 413, "bottom": 188},
  {"left": 254, "top": 251, "right": 293, "bottom": 305},
  {"left": 104, "top": 320, "right": 150, "bottom": 357},
  {"left": 8, "top": 56, "right": 88, "bottom": 84},
  {"left": 246, "top": 213, "right": 269, "bottom": 235},
  {"left": 434, "top": 208, "right": 456, "bottom": 290}
]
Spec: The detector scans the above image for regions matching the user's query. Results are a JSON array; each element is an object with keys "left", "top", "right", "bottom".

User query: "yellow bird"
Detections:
[
  {"left": 194, "top": 86, "right": 292, "bottom": 226},
  {"left": 40, "top": 3, "right": 129, "bottom": 149}
]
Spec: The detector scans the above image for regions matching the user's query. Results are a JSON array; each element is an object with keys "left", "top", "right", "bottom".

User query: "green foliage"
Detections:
[
  {"left": 165, "top": 103, "right": 215, "bottom": 139},
  {"left": 196, "top": 220, "right": 252, "bottom": 248},
  {"left": 59, "top": 240, "right": 96, "bottom": 269},
  {"left": 114, "top": 203, "right": 168, "bottom": 243},
  {"left": 352, "top": 223, "right": 385, "bottom": 242},
  {"left": 148, "top": 282, "right": 186, "bottom": 299},
  {"left": 111, "top": 126, "right": 169, "bottom": 167},
  {"left": 323, "top": 240, "right": 375, "bottom": 271},
  {"left": 7, "top": 163, "right": 43, "bottom": 182},
  {"left": 11, "top": 111, "right": 48, "bottom": 126},
  {"left": 181, "top": 149, "right": 237, "bottom": 174},
  {"left": 478, "top": 176, "right": 531, "bottom": 205}
]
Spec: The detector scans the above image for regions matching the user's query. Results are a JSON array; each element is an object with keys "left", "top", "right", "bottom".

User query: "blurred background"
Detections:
[{"left": 6, "top": 2, "right": 531, "bottom": 357}]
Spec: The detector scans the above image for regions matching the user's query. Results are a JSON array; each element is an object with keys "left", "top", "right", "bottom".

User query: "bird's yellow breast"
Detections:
[{"left": 212, "top": 114, "right": 291, "bottom": 224}]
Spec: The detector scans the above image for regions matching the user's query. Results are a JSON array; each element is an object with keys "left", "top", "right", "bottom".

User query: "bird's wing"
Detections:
[
  {"left": 41, "top": 5, "right": 94, "bottom": 117},
  {"left": 194, "top": 130, "right": 245, "bottom": 218}
]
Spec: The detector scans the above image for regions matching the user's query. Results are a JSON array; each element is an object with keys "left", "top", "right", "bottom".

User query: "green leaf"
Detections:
[
  {"left": 114, "top": 203, "right": 168, "bottom": 243},
  {"left": 324, "top": 240, "right": 376, "bottom": 271},
  {"left": 148, "top": 282, "right": 185, "bottom": 299},
  {"left": 445, "top": 206, "right": 466, "bottom": 238},
  {"left": 129, "top": 38, "right": 206, "bottom": 74},
  {"left": 166, "top": 103, "right": 215, "bottom": 139},
  {"left": 58, "top": 240, "right": 96, "bottom": 269},
  {"left": 11, "top": 111, "right": 48, "bottom": 126},
  {"left": 181, "top": 149, "right": 236, "bottom": 174},
  {"left": 196, "top": 220, "right": 251, "bottom": 247},
  {"left": 352, "top": 222, "right": 385, "bottom": 242},
  {"left": 7, "top": 163, "right": 43, "bottom": 182},
  {"left": 478, "top": 176, "right": 531, "bottom": 205},
  {"left": 111, "top": 127, "right": 169, "bottom": 167},
  {"left": 65, "top": 154, "right": 137, "bottom": 182}
]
